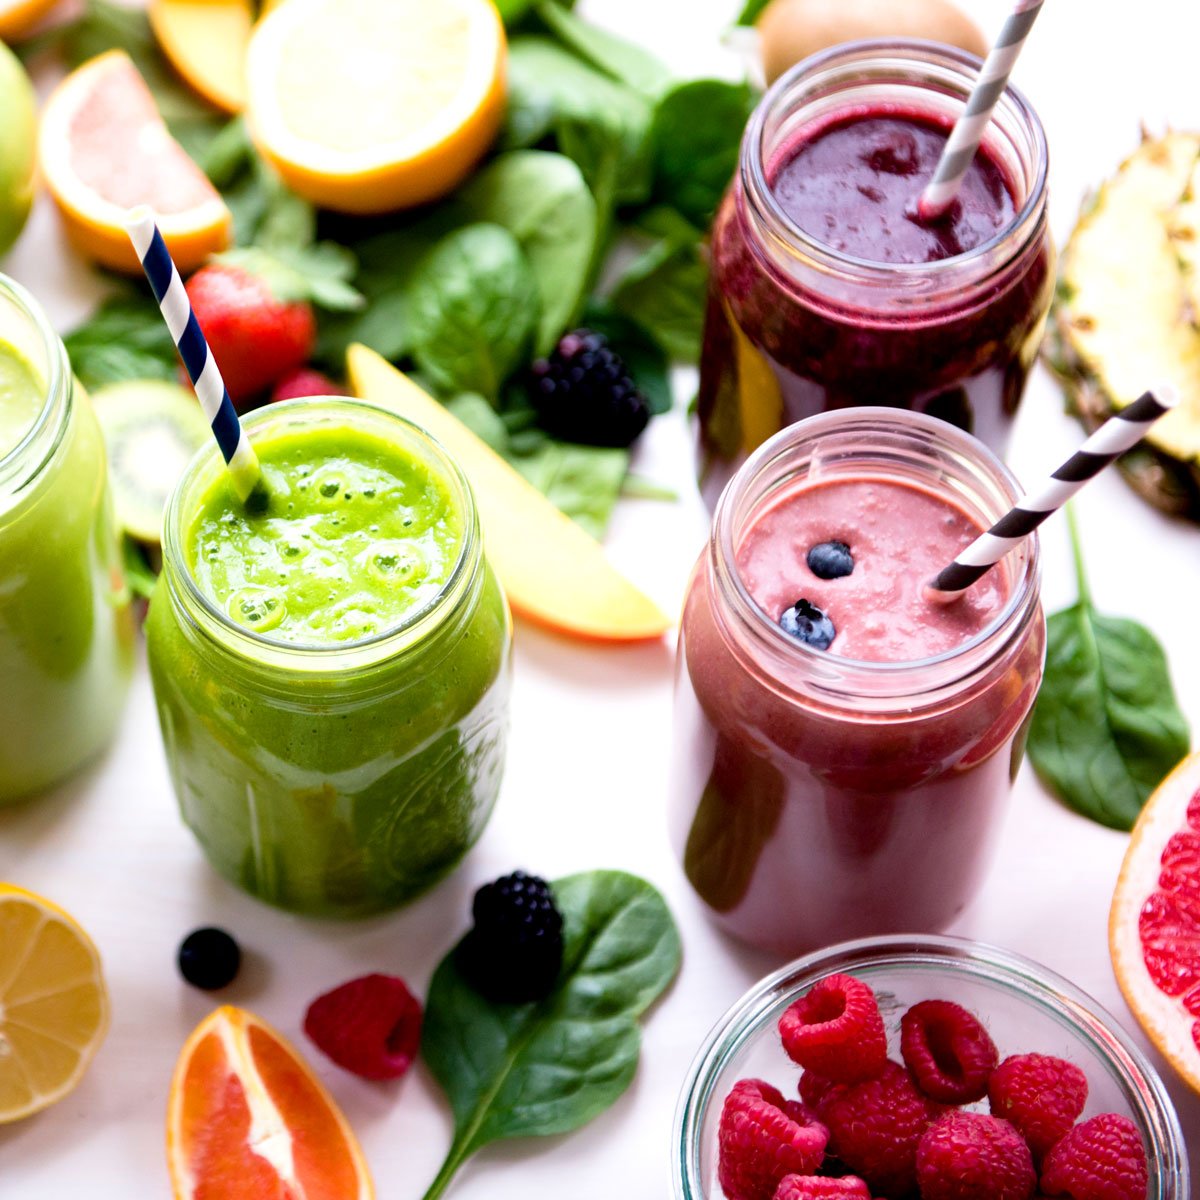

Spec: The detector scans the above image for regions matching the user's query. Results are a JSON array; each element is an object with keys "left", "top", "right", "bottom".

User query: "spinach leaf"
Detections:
[
  {"left": 581, "top": 303, "right": 673, "bottom": 416},
  {"left": 64, "top": 292, "right": 179, "bottom": 391},
  {"left": 510, "top": 440, "right": 630, "bottom": 540},
  {"left": 1027, "top": 505, "right": 1190, "bottom": 830},
  {"left": 420, "top": 870, "right": 680, "bottom": 1200},
  {"left": 122, "top": 536, "right": 159, "bottom": 603},
  {"left": 610, "top": 209, "right": 709, "bottom": 363},
  {"left": 735, "top": 0, "right": 772, "bottom": 24},
  {"left": 502, "top": 37, "right": 654, "bottom": 207},
  {"left": 405, "top": 224, "right": 540, "bottom": 402},
  {"left": 495, "top": 0, "right": 574, "bottom": 25},
  {"left": 444, "top": 393, "right": 510, "bottom": 456},
  {"left": 651, "top": 79, "right": 754, "bottom": 228},
  {"left": 460, "top": 152, "right": 597, "bottom": 355},
  {"left": 533, "top": 1, "right": 672, "bottom": 98}
]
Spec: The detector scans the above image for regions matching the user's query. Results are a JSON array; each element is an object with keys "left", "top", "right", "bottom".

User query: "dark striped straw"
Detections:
[
  {"left": 917, "top": 0, "right": 1045, "bottom": 222},
  {"left": 124, "top": 207, "right": 263, "bottom": 504},
  {"left": 927, "top": 387, "right": 1178, "bottom": 601}
]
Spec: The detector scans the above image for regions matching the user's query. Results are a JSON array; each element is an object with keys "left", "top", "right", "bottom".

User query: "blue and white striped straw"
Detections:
[
  {"left": 124, "top": 207, "right": 263, "bottom": 504},
  {"left": 926, "top": 386, "right": 1178, "bottom": 601},
  {"left": 917, "top": 0, "right": 1045, "bottom": 222}
]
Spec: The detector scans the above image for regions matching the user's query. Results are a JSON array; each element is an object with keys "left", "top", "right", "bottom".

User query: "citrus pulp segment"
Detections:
[
  {"left": 38, "top": 50, "right": 232, "bottom": 274},
  {"left": 0, "top": 883, "right": 110, "bottom": 1124},
  {"left": 149, "top": 0, "right": 254, "bottom": 114},
  {"left": 1110, "top": 751, "right": 1200, "bottom": 1094},
  {"left": 245, "top": 0, "right": 506, "bottom": 213},
  {"left": 167, "top": 1006, "right": 373, "bottom": 1200}
]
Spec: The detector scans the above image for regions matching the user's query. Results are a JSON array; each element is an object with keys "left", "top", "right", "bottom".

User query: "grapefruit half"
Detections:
[
  {"left": 1110, "top": 750, "right": 1200, "bottom": 1093},
  {"left": 38, "top": 50, "right": 231, "bottom": 275},
  {"left": 167, "top": 1005, "right": 373, "bottom": 1200}
]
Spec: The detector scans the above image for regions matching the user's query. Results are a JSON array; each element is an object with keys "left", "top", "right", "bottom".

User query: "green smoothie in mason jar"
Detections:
[
  {"left": 146, "top": 397, "right": 511, "bottom": 917},
  {"left": 0, "top": 275, "right": 133, "bottom": 803}
]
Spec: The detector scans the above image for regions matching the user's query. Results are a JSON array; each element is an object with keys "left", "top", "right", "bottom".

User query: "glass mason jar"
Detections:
[
  {"left": 696, "top": 40, "right": 1054, "bottom": 507},
  {"left": 0, "top": 274, "right": 134, "bottom": 803},
  {"left": 670, "top": 409, "right": 1045, "bottom": 957},
  {"left": 146, "top": 399, "right": 512, "bottom": 917},
  {"left": 674, "top": 936, "right": 1189, "bottom": 1200}
]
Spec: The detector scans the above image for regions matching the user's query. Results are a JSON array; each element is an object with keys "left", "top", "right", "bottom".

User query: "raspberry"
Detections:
[
  {"left": 457, "top": 871, "right": 564, "bottom": 1003},
  {"left": 1039, "top": 1114, "right": 1148, "bottom": 1200},
  {"left": 773, "top": 1175, "right": 871, "bottom": 1200},
  {"left": 530, "top": 329, "right": 650, "bottom": 448},
  {"left": 303, "top": 973, "right": 422, "bottom": 1080},
  {"left": 718, "top": 1079, "right": 829, "bottom": 1200},
  {"left": 988, "top": 1054, "right": 1088, "bottom": 1160},
  {"left": 900, "top": 998, "right": 998, "bottom": 1103},
  {"left": 797, "top": 1069, "right": 844, "bottom": 1115},
  {"left": 916, "top": 1112, "right": 1036, "bottom": 1200},
  {"left": 778, "top": 974, "right": 888, "bottom": 1083},
  {"left": 821, "top": 1061, "right": 939, "bottom": 1196}
]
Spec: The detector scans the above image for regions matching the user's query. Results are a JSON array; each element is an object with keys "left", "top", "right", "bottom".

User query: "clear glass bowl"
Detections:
[{"left": 673, "top": 935, "right": 1188, "bottom": 1199}]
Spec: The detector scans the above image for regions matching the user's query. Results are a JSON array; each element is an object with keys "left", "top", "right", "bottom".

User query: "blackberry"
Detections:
[
  {"left": 458, "top": 870, "right": 564, "bottom": 1004},
  {"left": 530, "top": 329, "right": 650, "bottom": 448},
  {"left": 178, "top": 927, "right": 241, "bottom": 990}
]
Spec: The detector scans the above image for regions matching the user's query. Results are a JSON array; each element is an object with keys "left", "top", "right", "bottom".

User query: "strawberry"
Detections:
[
  {"left": 185, "top": 262, "right": 316, "bottom": 407},
  {"left": 270, "top": 367, "right": 343, "bottom": 404}
]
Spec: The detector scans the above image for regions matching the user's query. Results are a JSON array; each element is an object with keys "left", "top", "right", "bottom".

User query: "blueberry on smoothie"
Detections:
[
  {"left": 806, "top": 541, "right": 854, "bottom": 580},
  {"left": 780, "top": 599, "right": 836, "bottom": 650}
]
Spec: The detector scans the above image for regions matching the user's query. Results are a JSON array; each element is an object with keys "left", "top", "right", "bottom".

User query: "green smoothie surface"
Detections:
[
  {"left": 0, "top": 339, "right": 42, "bottom": 456},
  {"left": 186, "top": 422, "right": 465, "bottom": 645}
]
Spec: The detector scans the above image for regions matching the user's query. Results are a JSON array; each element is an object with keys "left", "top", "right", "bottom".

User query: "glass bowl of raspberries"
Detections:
[{"left": 674, "top": 935, "right": 1187, "bottom": 1200}]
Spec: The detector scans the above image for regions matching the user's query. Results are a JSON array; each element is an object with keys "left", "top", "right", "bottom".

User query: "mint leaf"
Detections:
[
  {"left": 64, "top": 293, "right": 179, "bottom": 391},
  {"left": 214, "top": 244, "right": 362, "bottom": 312}
]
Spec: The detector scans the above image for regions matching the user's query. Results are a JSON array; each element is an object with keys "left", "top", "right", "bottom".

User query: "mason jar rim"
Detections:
[
  {"left": 741, "top": 38, "right": 1050, "bottom": 292},
  {"left": 0, "top": 273, "right": 72, "bottom": 497},
  {"left": 672, "top": 934, "right": 1189, "bottom": 1200},
  {"left": 160, "top": 396, "right": 482, "bottom": 671},
  {"left": 709, "top": 407, "right": 1041, "bottom": 705}
]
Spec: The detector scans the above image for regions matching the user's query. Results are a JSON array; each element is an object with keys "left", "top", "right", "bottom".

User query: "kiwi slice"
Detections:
[{"left": 90, "top": 379, "right": 211, "bottom": 544}]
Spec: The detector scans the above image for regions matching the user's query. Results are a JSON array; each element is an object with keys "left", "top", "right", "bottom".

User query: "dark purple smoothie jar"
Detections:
[{"left": 697, "top": 40, "right": 1053, "bottom": 506}]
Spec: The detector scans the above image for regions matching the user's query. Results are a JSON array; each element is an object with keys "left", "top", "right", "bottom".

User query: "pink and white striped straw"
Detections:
[{"left": 917, "top": 0, "right": 1046, "bottom": 222}]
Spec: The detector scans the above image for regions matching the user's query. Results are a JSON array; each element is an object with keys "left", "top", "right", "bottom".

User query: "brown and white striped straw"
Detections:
[
  {"left": 916, "top": 0, "right": 1046, "bottom": 222},
  {"left": 926, "top": 387, "right": 1178, "bottom": 601}
]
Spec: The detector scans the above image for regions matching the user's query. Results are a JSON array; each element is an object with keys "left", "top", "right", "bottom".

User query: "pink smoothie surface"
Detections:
[{"left": 736, "top": 475, "right": 1008, "bottom": 662}]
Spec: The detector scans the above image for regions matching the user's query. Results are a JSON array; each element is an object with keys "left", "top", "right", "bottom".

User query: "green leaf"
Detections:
[
  {"left": 215, "top": 243, "right": 363, "bottom": 312},
  {"left": 581, "top": 303, "right": 673, "bottom": 416},
  {"left": 122, "top": 536, "right": 159, "bottom": 602},
  {"left": 735, "top": 0, "right": 772, "bottom": 24},
  {"left": 609, "top": 216, "right": 708, "bottom": 363},
  {"left": 459, "top": 152, "right": 597, "bottom": 355},
  {"left": 405, "top": 224, "right": 540, "bottom": 402},
  {"left": 502, "top": 37, "right": 654, "bottom": 208},
  {"left": 650, "top": 79, "right": 754, "bottom": 228},
  {"left": 510, "top": 440, "right": 629, "bottom": 540},
  {"left": 533, "top": 1, "right": 671, "bottom": 98},
  {"left": 495, "top": 0, "right": 575, "bottom": 25},
  {"left": 444, "top": 393, "right": 510, "bottom": 456},
  {"left": 1027, "top": 507, "right": 1190, "bottom": 830},
  {"left": 621, "top": 474, "right": 678, "bottom": 502},
  {"left": 63, "top": 293, "right": 179, "bottom": 391},
  {"left": 420, "top": 871, "right": 680, "bottom": 1200}
]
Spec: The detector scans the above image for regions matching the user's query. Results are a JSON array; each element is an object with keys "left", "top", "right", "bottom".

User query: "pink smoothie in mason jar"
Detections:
[
  {"left": 696, "top": 41, "right": 1054, "bottom": 507},
  {"left": 670, "top": 409, "right": 1044, "bottom": 957}
]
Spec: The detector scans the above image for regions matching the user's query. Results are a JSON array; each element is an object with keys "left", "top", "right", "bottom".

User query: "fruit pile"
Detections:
[{"left": 717, "top": 973, "right": 1148, "bottom": 1200}]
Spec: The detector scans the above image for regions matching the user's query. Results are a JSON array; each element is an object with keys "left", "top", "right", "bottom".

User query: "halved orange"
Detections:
[
  {"left": 167, "top": 1006, "right": 373, "bottom": 1200},
  {"left": 38, "top": 50, "right": 232, "bottom": 274},
  {"left": 0, "top": 0, "right": 62, "bottom": 42},
  {"left": 245, "top": 0, "right": 506, "bottom": 214},
  {"left": 1110, "top": 751, "right": 1200, "bottom": 1094},
  {"left": 0, "top": 883, "right": 110, "bottom": 1124},
  {"left": 149, "top": 0, "right": 254, "bottom": 114}
]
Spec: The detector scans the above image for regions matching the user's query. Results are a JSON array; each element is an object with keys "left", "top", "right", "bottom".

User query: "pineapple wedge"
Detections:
[{"left": 1050, "top": 130, "right": 1200, "bottom": 516}]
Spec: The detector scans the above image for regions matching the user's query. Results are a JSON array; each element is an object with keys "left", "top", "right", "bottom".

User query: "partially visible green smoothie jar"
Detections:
[
  {"left": 0, "top": 274, "right": 134, "bottom": 803},
  {"left": 146, "top": 398, "right": 512, "bottom": 917}
]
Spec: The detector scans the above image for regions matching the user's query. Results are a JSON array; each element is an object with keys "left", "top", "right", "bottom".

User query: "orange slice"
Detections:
[
  {"left": 38, "top": 49, "right": 232, "bottom": 275},
  {"left": 347, "top": 344, "right": 670, "bottom": 643},
  {"left": 0, "top": 0, "right": 62, "bottom": 42},
  {"left": 0, "top": 883, "right": 110, "bottom": 1123},
  {"left": 149, "top": 0, "right": 254, "bottom": 114},
  {"left": 167, "top": 1006, "right": 373, "bottom": 1200},
  {"left": 1110, "top": 751, "right": 1200, "bottom": 1094},
  {"left": 245, "top": 0, "right": 506, "bottom": 214}
]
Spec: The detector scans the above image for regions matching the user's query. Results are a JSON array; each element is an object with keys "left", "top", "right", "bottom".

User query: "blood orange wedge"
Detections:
[
  {"left": 1110, "top": 750, "right": 1200, "bottom": 1093},
  {"left": 0, "top": 883, "right": 110, "bottom": 1123},
  {"left": 245, "top": 0, "right": 506, "bottom": 214},
  {"left": 168, "top": 1006, "right": 373, "bottom": 1200},
  {"left": 38, "top": 49, "right": 232, "bottom": 275}
]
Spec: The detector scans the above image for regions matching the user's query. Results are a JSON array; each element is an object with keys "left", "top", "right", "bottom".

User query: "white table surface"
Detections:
[{"left": 3, "top": 0, "right": 1200, "bottom": 1195}]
